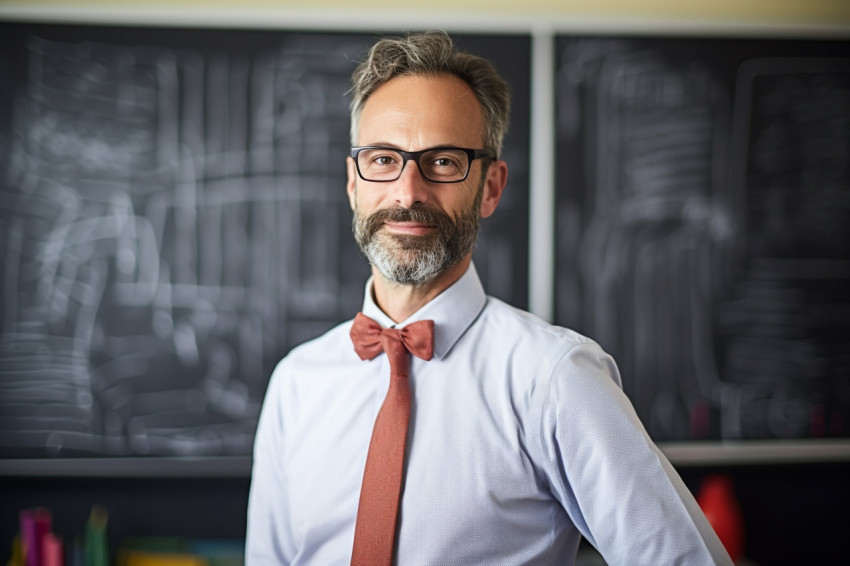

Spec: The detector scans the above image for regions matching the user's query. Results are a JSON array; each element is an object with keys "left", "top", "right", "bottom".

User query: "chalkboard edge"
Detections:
[
  {"left": 0, "top": 456, "right": 252, "bottom": 478},
  {"left": 2, "top": 441, "right": 850, "bottom": 477},
  {"left": 658, "top": 439, "right": 850, "bottom": 467}
]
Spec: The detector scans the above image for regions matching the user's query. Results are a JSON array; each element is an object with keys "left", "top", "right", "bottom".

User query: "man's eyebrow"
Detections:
[
  {"left": 358, "top": 142, "right": 400, "bottom": 149},
  {"left": 357, "top": 143, "right": 464, "bottom": 150}
]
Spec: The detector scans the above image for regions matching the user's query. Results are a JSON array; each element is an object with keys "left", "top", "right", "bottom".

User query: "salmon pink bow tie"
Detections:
[
  {"left": 348, "top": 312, "right": 434, "bottom": 566},
  {"left": 350, "top": 312, "right": 434, "bottom": 372}
]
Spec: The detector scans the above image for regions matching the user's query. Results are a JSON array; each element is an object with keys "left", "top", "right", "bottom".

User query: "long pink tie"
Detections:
[{"left": 349, "top": 312, "right": 434, "bottom": 566}]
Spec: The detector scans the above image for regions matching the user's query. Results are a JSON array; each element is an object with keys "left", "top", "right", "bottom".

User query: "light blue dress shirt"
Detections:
[{"left": 246, "top": 264, "right": 732, "bottom": 565}]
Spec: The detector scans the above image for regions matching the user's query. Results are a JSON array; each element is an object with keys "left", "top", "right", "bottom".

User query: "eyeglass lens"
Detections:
[{"left": 356, "top": 148, "right": 470, "bottom": 182}]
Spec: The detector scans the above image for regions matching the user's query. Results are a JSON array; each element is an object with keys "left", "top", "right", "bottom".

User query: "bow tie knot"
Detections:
[{"left": 350, "top": 313, "right": 434, "bottom": 373}]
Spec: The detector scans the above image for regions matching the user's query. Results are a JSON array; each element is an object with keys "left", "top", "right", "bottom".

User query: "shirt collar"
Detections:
[{"left": 360, "top": 263, "right": 486, "bottom": 360}]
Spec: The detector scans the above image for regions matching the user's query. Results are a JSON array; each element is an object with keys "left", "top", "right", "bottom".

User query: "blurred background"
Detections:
[{"left": 1, "top": 1, "right": 848, "bottom": 565}]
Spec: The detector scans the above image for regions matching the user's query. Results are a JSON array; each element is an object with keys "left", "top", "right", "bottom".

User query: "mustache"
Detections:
[{"left": 361, "top": 205, "right": 455, "bottom": 238}]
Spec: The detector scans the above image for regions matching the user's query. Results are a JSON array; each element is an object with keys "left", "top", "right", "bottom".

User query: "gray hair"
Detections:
[{"left": 349, "top": 31, "right": 511, "bottom": 157}]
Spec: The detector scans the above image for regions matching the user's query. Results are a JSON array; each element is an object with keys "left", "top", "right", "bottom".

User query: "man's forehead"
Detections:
[{"left": 356, "top": 74, "right": 485, "bottom": 148}]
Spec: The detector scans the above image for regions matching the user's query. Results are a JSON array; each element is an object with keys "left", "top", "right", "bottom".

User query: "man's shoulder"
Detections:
[
  {"left": 480, "top": 296, "right": 597, "bottom": 351},
  {"left": 283, "top": 318, "right": 356, "bottom": 364},
  {"left": 478, "top": 296, "right": 623, "bottom": 390}
]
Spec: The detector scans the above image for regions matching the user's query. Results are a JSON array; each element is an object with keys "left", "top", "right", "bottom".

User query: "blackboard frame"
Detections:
[
  {"left": 553, "top": 33, "right": 850, "bottom": 446},
  {"left": 0, "top": 20, "right": 531, "bottom": 464},
  {"left": 0, "top": 9, "right": 849, "bottom": 474}
]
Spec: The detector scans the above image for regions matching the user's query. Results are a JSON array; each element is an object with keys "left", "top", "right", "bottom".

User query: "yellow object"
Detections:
[
  {"left": 119, "top": 551, "right": 209, "bottom": 566},
  {"left": 6, "top": 535, "right": 25, "bottom": 566}
]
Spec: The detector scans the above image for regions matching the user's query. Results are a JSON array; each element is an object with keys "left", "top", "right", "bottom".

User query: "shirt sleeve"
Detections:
[
  {"left": 537, "top": 342, "right": 733, "bottom": 566},
  {"left": 246, "top": 360, "right": 294, "bottom": 566}
]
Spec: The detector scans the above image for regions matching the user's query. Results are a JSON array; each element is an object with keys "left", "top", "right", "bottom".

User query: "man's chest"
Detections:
[{"left": 281, "top": 364, "right": 572, "bottom": 563}]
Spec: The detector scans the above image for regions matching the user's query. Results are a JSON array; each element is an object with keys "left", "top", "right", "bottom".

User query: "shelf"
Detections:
[{"left": 658, "top": 439, "right": 850, "bottom": 466}]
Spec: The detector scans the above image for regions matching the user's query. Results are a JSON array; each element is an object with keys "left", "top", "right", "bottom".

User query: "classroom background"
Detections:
[{"left": 1, "top": 1, "right": 849, "bottom": 565}]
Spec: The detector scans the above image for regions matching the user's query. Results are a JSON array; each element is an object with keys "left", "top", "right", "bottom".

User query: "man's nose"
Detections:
[{"left": 390, "top": 159, "right": 430, "bottom": 208}]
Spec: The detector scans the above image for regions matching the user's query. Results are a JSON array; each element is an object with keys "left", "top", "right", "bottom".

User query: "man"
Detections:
[{"left": 246, "top": 31, "right": 732, "bottom": 565}]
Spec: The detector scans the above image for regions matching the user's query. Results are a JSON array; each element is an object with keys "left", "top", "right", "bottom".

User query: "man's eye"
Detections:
[
  {"left": 431, "top": 155, "right": 462, "bottom": 170},
  {"left": 372, "top": 155, "right": 397, "bottom": 166}
]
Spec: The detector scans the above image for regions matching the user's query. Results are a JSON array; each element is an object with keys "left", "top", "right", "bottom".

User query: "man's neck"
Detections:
[{"left": 371, "top": 256, "right": 471, "bottom": 323}]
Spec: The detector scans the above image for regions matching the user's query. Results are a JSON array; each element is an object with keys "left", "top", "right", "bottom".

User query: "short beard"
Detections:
[{"left": 352, "top": 189, "right": 483, "bottom": 286}]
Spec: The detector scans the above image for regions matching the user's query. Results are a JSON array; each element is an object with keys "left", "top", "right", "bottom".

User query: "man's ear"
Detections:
[
  {"left": 480, "top": 160, "right": 508, "bottom": 219},
  {"left": 346, "top": 156, "right": 358, "bottom": 211}
]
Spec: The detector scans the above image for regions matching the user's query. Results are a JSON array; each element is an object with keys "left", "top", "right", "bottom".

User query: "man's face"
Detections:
[{"left": 346, "top": 74, "right": 499, "bottom": 286}]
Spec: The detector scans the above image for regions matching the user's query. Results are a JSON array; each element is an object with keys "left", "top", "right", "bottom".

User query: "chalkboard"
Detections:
[
  {"left": 555, "top": 35, "right": 850, "bottom": 442},
  {"left": 0, "top": 23, "right": 530, "bottom": 458}
]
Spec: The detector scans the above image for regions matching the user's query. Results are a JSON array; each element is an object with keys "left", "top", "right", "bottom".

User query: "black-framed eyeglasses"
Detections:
[{"left": 350, "top": 146, "right": 496, "bottom": 183}]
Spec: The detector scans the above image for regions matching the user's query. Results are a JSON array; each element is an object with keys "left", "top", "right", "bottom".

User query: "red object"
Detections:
[
  {"left": 697, "top": 474, "right": 745, "bottom": 561},
  {"left": 349, "top": 312, "right": 435, "bottom": 566},
  {"left": 20, "top": 508, "right": 52, "bottom": 566},
  {"left": 42, "top": 533, "right": 63, "bottom": 566}
]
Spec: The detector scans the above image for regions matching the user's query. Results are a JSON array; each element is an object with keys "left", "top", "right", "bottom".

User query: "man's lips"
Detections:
[{"left": 382, "top": 221, "right": 436, "bottom": 236}]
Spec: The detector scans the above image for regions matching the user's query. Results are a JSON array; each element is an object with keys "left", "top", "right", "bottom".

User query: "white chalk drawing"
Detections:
[
  {"left": 557, "top": 41, "right": 850, "bottom": 441},
  {"left": 718, "top": 58, "right": 850, "bottom": 441},
  {"left": 0, "top": 35, "right": 374, "bottom": 457},
  {"left": 0, "top": 32, "right": 528, "bottom": 458}
]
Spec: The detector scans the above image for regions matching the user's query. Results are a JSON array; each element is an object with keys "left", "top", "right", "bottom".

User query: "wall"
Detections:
[{"left": 2, "top": 0, "right": 850, "bottom": 31}]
